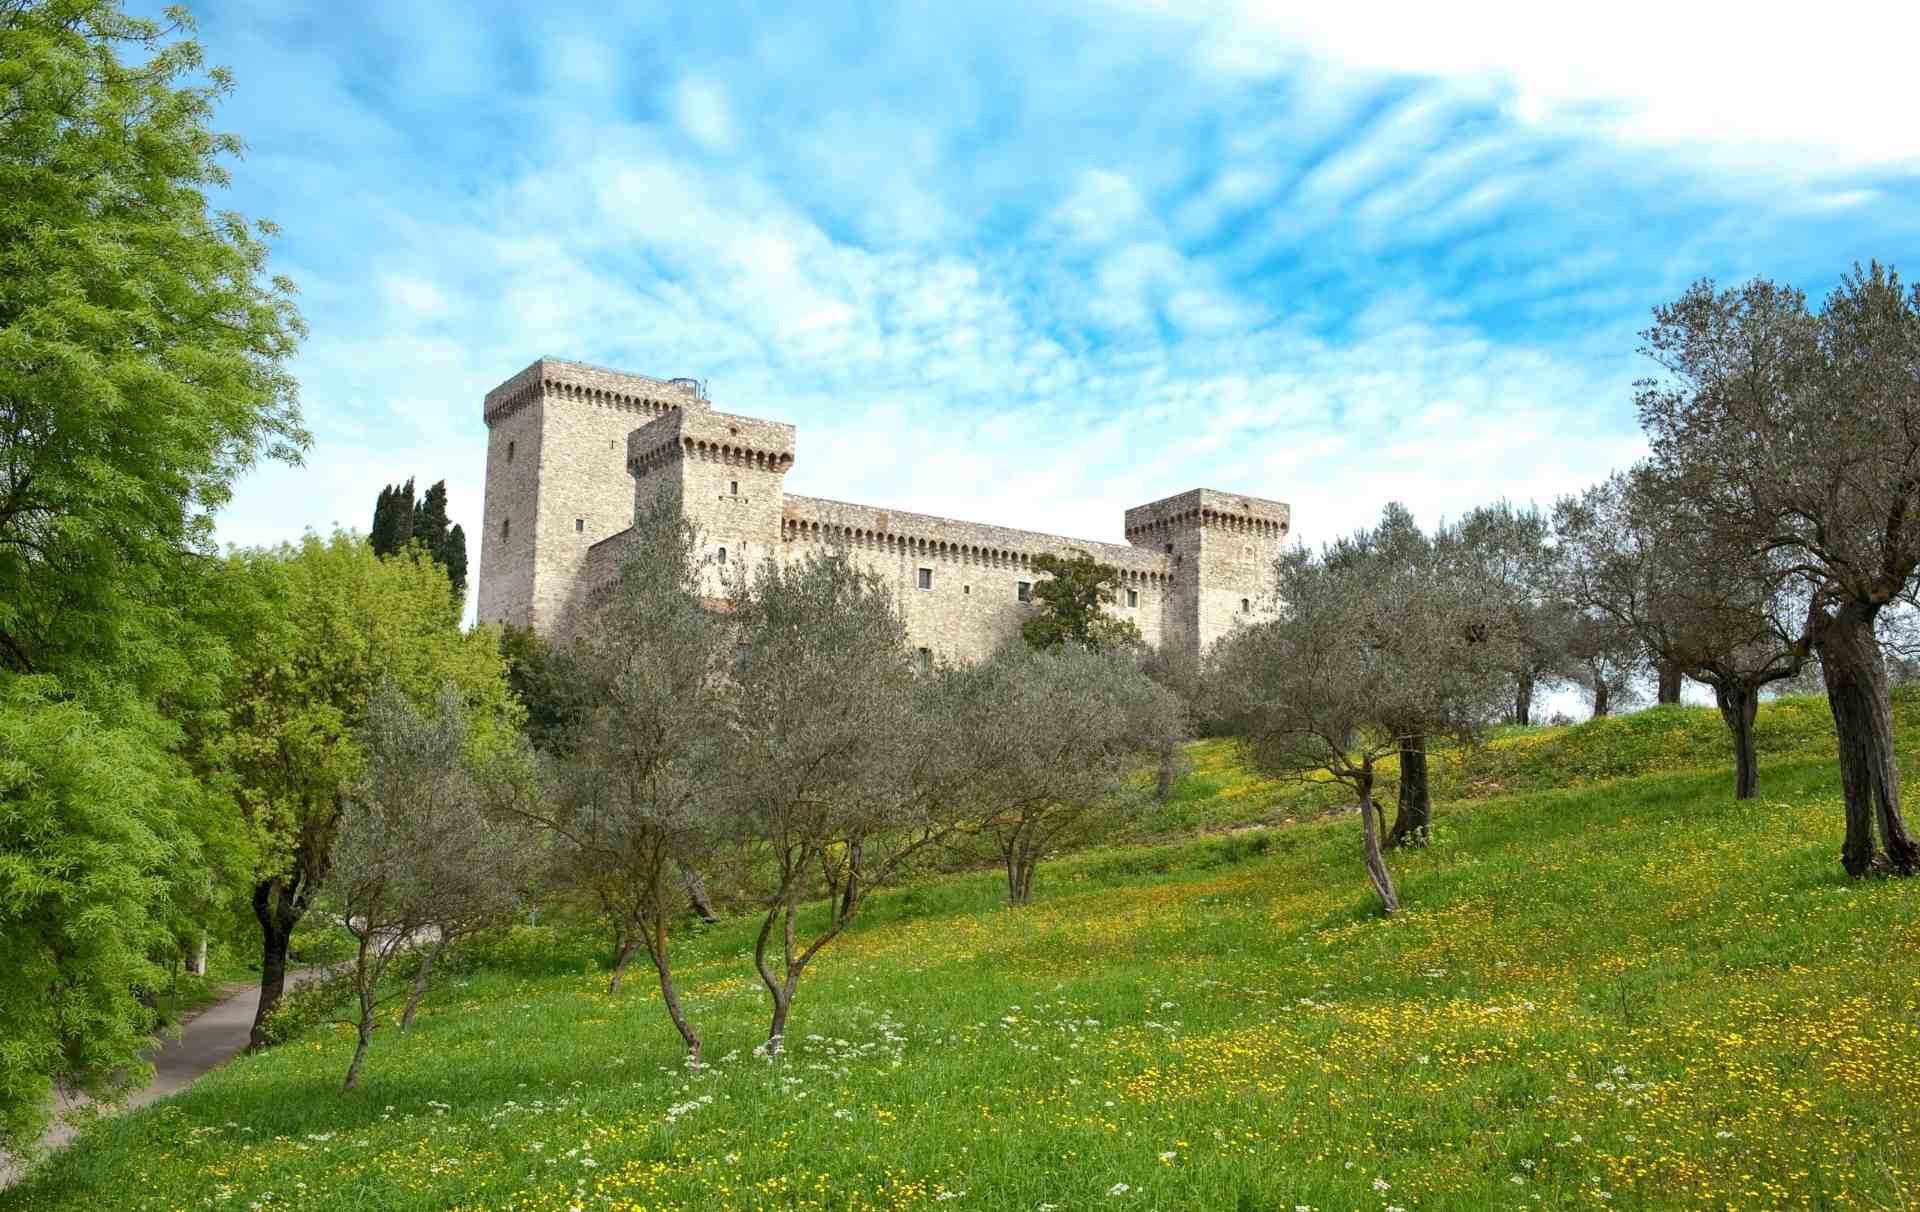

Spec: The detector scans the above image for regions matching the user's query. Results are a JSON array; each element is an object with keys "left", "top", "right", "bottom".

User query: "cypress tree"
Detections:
[
  {"left": 370, "top": 485, "right": 394, "bottom": 555},
  {"left": 445, "top": 523, "right": 468, "bottom": 601},
  {"left": 416, "top": 480, "right": 452, "bottom": 564},
  {"left": 392, "top": 477, "right": 416, "bottom": 551}
]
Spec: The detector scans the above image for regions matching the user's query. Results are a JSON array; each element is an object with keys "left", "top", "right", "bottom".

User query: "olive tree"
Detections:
[
  {"left": 1450, "top": 501, "right": 1575, "bottom": 723},
  {"left": 720, "top": 550, "right": 966, "bottom": 1055},
  {"left": 958, "top": 643, "right": 1185, "bottom": 905},
  {"left": 326, "top": 683, "right": 533, "bottom": 1092},
  {"left": 521, "top": 495, "right": 732, "bottom": 1060},
  {"left": 1554, "top": 467, "right": 1810, "bottom": 798},
  {"left": 1636, "top": 266, "right": 1919, "bottom": 874},
  {"left": 1211, "top": 510, "right": 1505, "bottom": 911}
]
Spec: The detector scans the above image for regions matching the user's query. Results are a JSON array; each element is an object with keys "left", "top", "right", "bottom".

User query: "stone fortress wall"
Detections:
[{"left": 478, "top": 357, "right": 1292, "bottom": 665}]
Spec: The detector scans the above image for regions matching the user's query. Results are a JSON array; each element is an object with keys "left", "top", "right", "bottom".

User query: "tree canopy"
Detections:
[
  {"left": 0, "top": 0, "right": 305, "bottom": 1151},
  {"left": 1021, "top": 553, "right": 1142, "bottom": 653}
]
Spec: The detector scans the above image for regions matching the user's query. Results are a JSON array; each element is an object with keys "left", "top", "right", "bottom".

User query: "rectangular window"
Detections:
[
  {"left": 964, "top": 584, "right": 971, "bottom": 595},
  {"left": 718, "top": 546, "right": 728, "bottom": 563},
  {"left": 575, "top": 517, "right": 584, "bottom": 533},
  {"left": 730, "top": 480, "right": 739, "bottom": 495},
  {"left": 1017, "top": 581, "right": 1031, "bottom": 603},
  {"left": 917, "top": 567, "right": 932, "bottom": 590},
  {"left": 1127, "top": 588, "right": 1138, "bottom": 607},
  {"left": 916, "top": 647, "right": 932, "bottom": 674},
  {"left": 1241, "top": 597, "right": 1251, "bottom": 613}
]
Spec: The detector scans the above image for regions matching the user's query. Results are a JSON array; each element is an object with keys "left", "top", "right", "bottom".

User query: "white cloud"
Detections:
[
  {"left": 1124, "top": 0, "right": 1920, "bottom": 172},
  {"left": 672, "top": 78, "right": 737, "bottom": 151}
]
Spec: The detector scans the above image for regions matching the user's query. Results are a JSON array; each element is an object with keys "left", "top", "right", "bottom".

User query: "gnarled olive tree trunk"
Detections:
[
  {"left": 1657, "top": 661, "right": 1684, "bottom": 705},
  {"left": 1813, "top": 602, "right": 1919, "bottom": 876},
  {"left": 1712, "top": 682, "right": 1761, "bottom": 800},
  {"left": 1355, "top": 763, "right": 1399, "bottom": 914},
  {"left": 1512, "top": 671, "right": 1535, "bottom": 726},
  {"left": 1387, "top": 735, "right": 1429, "bottom": 848}
]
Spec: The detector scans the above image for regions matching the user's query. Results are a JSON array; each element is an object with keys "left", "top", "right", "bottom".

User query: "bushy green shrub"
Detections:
[{"left": 252, "top": 966, "right": 356, "bottom": 1048}]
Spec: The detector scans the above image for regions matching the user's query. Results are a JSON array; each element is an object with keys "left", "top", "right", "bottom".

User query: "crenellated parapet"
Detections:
[
  {"left": 476, "top": 356, "right": 1290, "bottom": 665},
  {"left": 483, "top": 357, "right": 702, "bottom": 428},
  {"left": 784, "top": 496, "right": 1176, "bottom": 588},
  {"left": 1123, "top": 488, "right": 1291, "bottom": 547}
]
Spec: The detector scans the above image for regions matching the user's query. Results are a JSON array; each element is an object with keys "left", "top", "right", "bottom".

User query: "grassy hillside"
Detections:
[{"left": 6, "top": 696, "right": 1918, "bottom": 1211}]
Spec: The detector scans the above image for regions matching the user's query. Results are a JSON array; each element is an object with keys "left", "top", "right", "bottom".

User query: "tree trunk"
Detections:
[
  {"left": 1814, "top": 602, "right": 1919, "bottom": 877},
  {"left": 342, "top": 937, "right": 374, "bottom": 1093},
  {"left": 839, "top": 839, "right": 862, "bottom": 923},
  {"left": 752, "top": 894, "right": 794, "bottom": 1058},
  {"left": 1513, "top": 671, "right": 1535, "bottom": 726},
  {"left": 247, "top": 879, "right": 301, "bottom": 1051},
  {"left": 1356, "top": 769, "right": 1399, "bottom": 914},
  {"left": 1004, "top": 826, "right": 1037, "bottom": 907},
  {"left": 679, "top": 864, "right": 719, "bottom": 924},
  {"left": 608, "top": 936, "right": 639, "bottom": 994},
  {"left": 1712, "top": 681, "right": 1761, "bottom": 800},
  {"left": 646, "top": 920, "right": 702, "bottom": 1063},
  {"left": 342, "top": 1020, "right": 373, "bottom": 1093},
  {"left": 765, "top": 984, "right": 791, "bottom": 1056},
  {"left": 400, "top": 938, "right": 447, "bottom": 1032},
  {"left": 187, "top": 932, "right": 207, "bottom": 976},
  {"left": 1155, "top": 745, "right": 1174, "bottom": 802},
  {"left": 1657, "top": 660, "right": 1684, "bottom": 704},
  {"left": 1387, "top": 736, "right": 1430, "bottom": 848},
  {"left": 1591, "top": 677, "right": 1611, "bottom": 719}
]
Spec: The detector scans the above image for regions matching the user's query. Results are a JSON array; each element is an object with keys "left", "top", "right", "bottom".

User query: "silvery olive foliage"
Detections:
[
  {"left": 327, "top": 682, "right": 536, "bottom": 1092},
  {"left": 1635, "top": 265, "right": 1919, "bottom": 875}
]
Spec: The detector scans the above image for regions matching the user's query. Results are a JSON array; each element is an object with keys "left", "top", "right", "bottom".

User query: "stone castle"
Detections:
[{"left": 477, "top": 357, "right": 1291, "bottom": 664}]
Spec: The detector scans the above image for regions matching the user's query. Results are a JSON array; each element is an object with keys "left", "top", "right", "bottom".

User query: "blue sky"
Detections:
[{"left": 173, "top": 0, "right": 1920, "bottom": 622}]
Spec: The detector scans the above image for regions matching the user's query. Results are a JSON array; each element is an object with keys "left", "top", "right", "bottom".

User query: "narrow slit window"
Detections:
[
  {"left": 730, "top": 480, "right": 739, "bottom": 495},
  {"left": 916, "top": 647, "right": 932, "bottom": 674},
  {"left": 1241, "top": 598, "right": 1251, "bottom": 613},
  {"left": 506, "top": 440, "right": 515, "bottom": 464},
  {"left": 501, "top": 518, "right": 509, "bottom": 539},
  {"left": 917, "top": 567, "right": 932, "bottom": 590},
  {"left": 1127, "top": 588, "right": 1138, "bottom": 608},
  {"left": 718, "top": 546, "right": 728, "bottom": 564}
]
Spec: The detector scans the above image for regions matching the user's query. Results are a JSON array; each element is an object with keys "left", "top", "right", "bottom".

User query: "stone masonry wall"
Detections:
[
  {"left": 477, "top": 359, "right": 1290, "bottom": 667},
  {"left": 783, "top": 495, "right": 1177, "bottom": 663},
  {"left": 478, "top": 358, "right": 700, "bottom": 630}
]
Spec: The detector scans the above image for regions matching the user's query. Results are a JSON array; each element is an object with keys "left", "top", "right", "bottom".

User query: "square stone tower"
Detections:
[
  {"left": 477, "top": 358, "right": 703, "bottom": 630},
  {"left": 1124, "top": 489, "right": 1291, "bottom": 655},
  {"left": 624, "top": 400, "right": 796, "bottom": 599}
]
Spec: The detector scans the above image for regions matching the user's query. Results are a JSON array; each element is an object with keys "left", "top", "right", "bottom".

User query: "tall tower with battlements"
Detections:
[{"left": 477, "top": 359, "right": 705, "bottom": 631}]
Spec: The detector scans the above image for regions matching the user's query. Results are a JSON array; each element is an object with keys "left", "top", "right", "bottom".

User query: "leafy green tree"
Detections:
[
  {"left": 214, "top": 534, "right": 519, "bottom": 1049},
  {"left": 1020, "top": 553, "right": 1142, "bottom": 653},
  {"left": 0, "top": 0, "right": 304, "bottom": 1151},
  {"left": 0, "top": 0, "right": 306, "bottom": 675}
]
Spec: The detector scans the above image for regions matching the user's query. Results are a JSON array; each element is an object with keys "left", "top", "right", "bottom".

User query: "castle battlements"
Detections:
[{"left": 476, "top": 358, "right": 1290, "bottom": 661}]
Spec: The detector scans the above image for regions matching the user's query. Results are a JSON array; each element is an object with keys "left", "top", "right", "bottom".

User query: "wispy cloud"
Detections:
[{"left": 171, "top": 0, "right": 1918, "bottom": 622}]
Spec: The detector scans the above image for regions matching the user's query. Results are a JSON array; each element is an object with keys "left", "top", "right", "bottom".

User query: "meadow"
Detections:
[{"left": 5, "top": 694, "right": 1917, "bottom": 1212}]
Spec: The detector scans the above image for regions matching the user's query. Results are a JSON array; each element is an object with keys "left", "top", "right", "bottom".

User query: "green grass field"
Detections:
[{"left": 6, "top": 695, "right": 1918, "bottom": 1211}]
